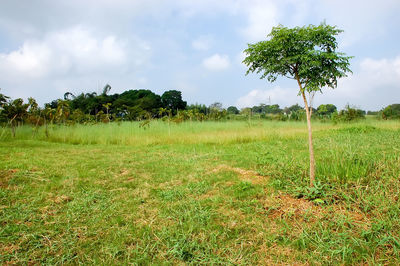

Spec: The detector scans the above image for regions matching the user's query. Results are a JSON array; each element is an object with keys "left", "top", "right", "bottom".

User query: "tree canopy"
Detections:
[
  {"left": 161, "top": 90, "right": 187, "bottom": 114},
  {"left": 243, "top": 23, "right": 352, "bottom": 94}
]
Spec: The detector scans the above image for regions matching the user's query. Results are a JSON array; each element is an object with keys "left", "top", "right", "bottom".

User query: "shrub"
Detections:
[
  {"left": 381, "top": 104, "right": 400, "bottom": 119},
  {"left": 333, "top": 105, "right": 365, "bottom": 122}
]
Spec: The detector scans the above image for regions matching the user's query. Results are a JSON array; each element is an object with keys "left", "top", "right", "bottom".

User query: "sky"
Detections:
[{"left": 0, "top": 0, "right": 399, "bottom": 111}]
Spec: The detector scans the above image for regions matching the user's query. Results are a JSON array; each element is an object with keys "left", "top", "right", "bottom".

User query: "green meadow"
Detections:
[{"left": 1, "top": 119, "right": 400, "bottom": 264}]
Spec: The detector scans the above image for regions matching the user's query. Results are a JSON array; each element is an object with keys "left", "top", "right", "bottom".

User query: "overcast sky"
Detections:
[{"left": 1, "top": 0, "right": 399, "bottom": 110}]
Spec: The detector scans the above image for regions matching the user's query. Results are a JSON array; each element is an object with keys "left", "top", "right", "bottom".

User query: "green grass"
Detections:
[{"left": 1, "top": 119, "right": 400, "bottom": 264}]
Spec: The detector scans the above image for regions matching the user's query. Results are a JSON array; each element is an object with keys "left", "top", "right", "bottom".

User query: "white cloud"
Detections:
[
  {"left": 315, "top": 56, "right": 400, "bottom": 110},
  {"left": 239, "top": 0, "right": 278, "bottom": 42},
  {"left": 307, "top": 0, "right": 400, "bottom": 47},
  {"left": 236, "top": 86, "right": 301, "bottom": 108},
  {"left": 192, "top": 35, "right": 213, "bottom": 51},
  {"left": 0, "top": 26, "right": 152, "bottom": 103},
  {"left": 0, "top": 26, "right": 134, "bottom": 80},
  {"left": 202, "top": 54, "right": 230, "bottom": 71},
  {"left": 0, "top": 40, "right": 51, "bottom": 78}
]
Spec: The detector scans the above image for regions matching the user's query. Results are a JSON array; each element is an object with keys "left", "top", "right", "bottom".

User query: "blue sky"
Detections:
[{"left": 0, "top": 0, "right": 399, "bottom": 111}]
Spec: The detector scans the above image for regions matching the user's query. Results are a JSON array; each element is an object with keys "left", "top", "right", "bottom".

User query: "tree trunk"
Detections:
[
  {"left": 295, "top": 73, "right": 316, "bottom": 187},
  {"left": 301, "top": 90, "right": 316, "bottom": 187},
  {"left": 45, "top": 118, "right": 49, "bottom": 138},
  {"left": 11, "top": 124, "right": 16, "bottom": 138}
]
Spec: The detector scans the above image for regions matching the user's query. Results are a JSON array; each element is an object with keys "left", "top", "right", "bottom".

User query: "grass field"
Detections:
[{"left": 1, "top": 119, "right": 400, "bottom": 264}]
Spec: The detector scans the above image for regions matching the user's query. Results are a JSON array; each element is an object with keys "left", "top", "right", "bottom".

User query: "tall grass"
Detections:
[{"left": 2, "top": 119, "right": 398, "bottom": 146}]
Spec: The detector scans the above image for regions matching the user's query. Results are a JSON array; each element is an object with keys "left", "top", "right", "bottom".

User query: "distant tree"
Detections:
[
  {"left": 334, "top": 105, "right": 365, "bottom": 122},
  {"left": 56, "top": 99, "right": 70, "bottom": 124},
  {"left": 0, "top": 89, "right": 10, "bottom": 123},
  {"left": 161, "top": 90, "right": 187, "bottom": 114},
  {"left": 0, "top": 89, "right": 9, "bottom": 107},
  {"left": 27, "top": 97, "right": 43, "bottom": 135},
  {"left": 317, "top": 104, "right": 337, "bottom": 117},
  {"left": 209, "top": 102, "right": 223, "bottom": 111},
  {"left": 102, "top": 84, "right": 112, "bottom": 96},
  {"left": 46, "top": 100, "right": 57, "bottom": 110},
  {"left": 227, "top": 106, "right": 239, "bottom": 114},
  {"left": 243, "top": 23, "right": 352, "bottom": 186},
  {"left": 283, "top": 104, "right": 302, "bottom": 115},
  {"left": 2, "top": 98, "right": 29, "bottom": 137},
  {"left": 186, "top": 104, "right": 208, "bottom": 115},
  {"left": 64, "top": 92, "right": 75, "bottom": 100},
  {"left": 240, "top": 108, "right": 252, "bottom": 121},
  {"left": 252, "top": 104, "right": 281, "bottom": 114},
  {"left": 102, "top": 103, "right": 112, "bottom": 122},
  {"left": 70, "top": 109, "right": 86, "bottom": 124},
  {"left": 288, "top": 104, "right": 302, "bottom": 113},
  {"left": 43, "top": 106, "right": 56, "bottom": 138},
  {"left": 366, "top": 110, "right": 378, "bottom": 116},
  {"left": 381, "top": 104, "right": 400, "bottom": 119},
  {"left": 114, "top": 89, "right": 162, "bottom": 119}
]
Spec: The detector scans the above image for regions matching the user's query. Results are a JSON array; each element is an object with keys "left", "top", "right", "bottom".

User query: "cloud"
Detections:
[
  {"left": 202, "top": 54, "right": 230, "bottom": 71},
  {"left": 0, "top": 26, "right": 135, "bottom": 80},
  {"left": 192, "top": 35, "right": 213, "bottom": 51},
  {"left": 236, "top": 86, "right": 301, "bottom": 108},
  {"left": 315, "top": 56, "right": 400, "bottom": 110},
  {"left": 239, "top": 0, "right": 278, "bottom": 42},
  {"left": 0, "top": 26, "right": 151, "bottom": 103}
]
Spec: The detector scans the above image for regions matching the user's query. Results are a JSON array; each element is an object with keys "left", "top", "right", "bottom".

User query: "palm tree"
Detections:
[
  {"left": 0, "top": 89, "right": 9, "bottom": 107},
  {"left": 64, "top": 92, "right": 75, "bottom": 100},
  {"left": 102, "top": 84, "right": 111, "bottom": 96}
]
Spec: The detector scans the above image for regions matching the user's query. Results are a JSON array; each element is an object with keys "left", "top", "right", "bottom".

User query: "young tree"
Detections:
[
  {"left": 102, "top": 103, "right": 112, "bottom": 122},
  {"left": 243, "top": 23, "right": 352, "bottom": 186},
  {"left": 27, "top": 97, "right": 42, "bottom": 136},
  {"left": 56, "top": 99, "right": 70, "bottom": 124}
]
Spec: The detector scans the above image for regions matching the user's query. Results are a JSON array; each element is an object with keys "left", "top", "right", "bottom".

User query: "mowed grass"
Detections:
[{"left": 1, "top": 120, "right": 400, "bottom": 264}]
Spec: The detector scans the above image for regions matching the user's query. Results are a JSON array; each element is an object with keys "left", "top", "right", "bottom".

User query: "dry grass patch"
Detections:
[
  {"left": 264, "top": 193, "right": 322, "bottom": 222},
  {"left": 262, "top": 192, "right": 372, "bottom": 239},
  {"left": 211, "top": 164, "right": 267, "bottom": 185},
  {"left": 52, "top": 195, "right": 73, "bottom": 204},
  {"left": 0, "top": 169, "right": 18, "bottom": 188},
  {"left": 257, "top": 243, "right": 308, "bottom": 265},
  {"left": 0, "top": 243, "right": 20, "bottom": 254}
]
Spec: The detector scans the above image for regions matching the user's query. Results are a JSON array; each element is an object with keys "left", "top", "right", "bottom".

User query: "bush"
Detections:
[
  {"left": 333, "top": 105, "right": 365, "bottom": 122},
  {"left": 381, "top": 104, "right": 400, "bottom": 119}
]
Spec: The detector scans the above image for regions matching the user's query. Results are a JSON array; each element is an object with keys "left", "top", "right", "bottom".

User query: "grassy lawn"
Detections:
[{"left": 1, "top": 120, "right": 400, "bottom": 264}]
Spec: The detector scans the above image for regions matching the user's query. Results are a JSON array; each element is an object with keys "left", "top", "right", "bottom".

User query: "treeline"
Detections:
[
  {"left": 47, "top": 86, "right": 187, "bottom": 121},
  {"left": 240, "top": 103, "right": 368, "bottom": 122},
  {"left": 1, "top": 86, "right": 399, "bottom": 136}
]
